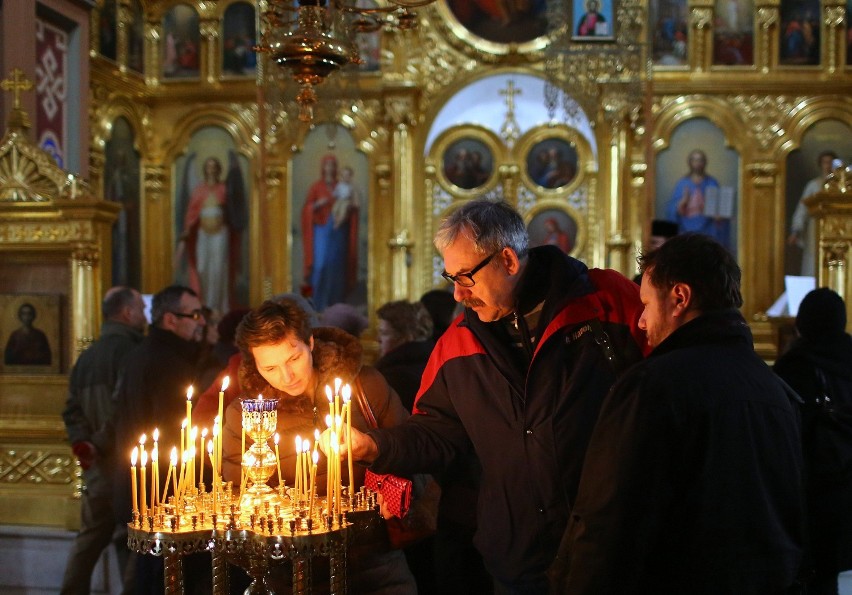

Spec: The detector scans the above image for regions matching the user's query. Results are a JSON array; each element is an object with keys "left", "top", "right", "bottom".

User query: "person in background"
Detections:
[
  {"left": 336, "top": 199, "right": 647, "bottom": 592},
  {"left": 320, "top": 302, "right": 369, "bottom": 338},
  {"left": 633, "top": 219, "right": 679, "bottom": 284},
  {"left": 419, "top": 289, "right": 457, "bottom": 342},
  {"left": 61, "top": 287, "right": 146, "bottom": 595},
  {"left": 787, "top": 150, "right": 838, "bottom": 276},
  {"left": 112, "top": 285, "right": 209, "bottom": 594},
  {"left": 774, "top": 287, "right": 852, "bottom": 595},
  {"left": 221, "top": 297, "right": 416, "bottom": 594},
  {"left": 552, "top": 233, "right": 803, "bottom": 594},
  {"left": 374, "top": 300, "right": 434, "bottom": 412}
]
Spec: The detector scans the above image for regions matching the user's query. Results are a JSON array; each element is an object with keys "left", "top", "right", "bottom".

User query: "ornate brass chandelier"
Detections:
[{"left": 256, "top": 0, "right": 436, "bottom": 122}]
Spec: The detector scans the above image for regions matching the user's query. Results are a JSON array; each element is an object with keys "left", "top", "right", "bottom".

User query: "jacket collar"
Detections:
[
  {"left": 100, "top": 320, "right": 144, "bottom": 342},
  {"left": 649, "top": 308, "right": 752, "bottom": 359}
]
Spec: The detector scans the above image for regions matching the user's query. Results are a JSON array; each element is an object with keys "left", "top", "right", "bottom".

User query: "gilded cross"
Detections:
[
  {"left": 499, "top": 79, "right": 521, "bottom": 114},
  {"left": 1, "top": 68, "right": 34, "bottom": 109}
]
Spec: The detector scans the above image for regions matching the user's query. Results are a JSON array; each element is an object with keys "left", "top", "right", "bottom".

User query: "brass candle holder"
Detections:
[{"left": 239, "top": 397, "right": 285, "bottom": 518}]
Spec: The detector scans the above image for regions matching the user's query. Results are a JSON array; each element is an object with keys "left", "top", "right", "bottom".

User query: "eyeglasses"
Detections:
[
  {"left": 441, "top": 251, "right": 499, "bottom": 288},
  {"left": 169, "top": 309, "right": 205, "bottom": 321}
]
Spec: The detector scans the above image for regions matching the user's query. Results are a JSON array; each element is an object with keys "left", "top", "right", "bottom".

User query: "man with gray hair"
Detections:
[
  {"left": 61, "top": 286, "right": 146, "bottom": 594},
  {"left": 340, "top": 199, "right": 648, "bottom": 592}
]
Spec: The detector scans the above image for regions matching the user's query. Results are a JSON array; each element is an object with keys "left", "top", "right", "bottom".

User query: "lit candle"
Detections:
[
  {"left": 334, "top": 378, "right": 342, "bottom": 430},
  {"left": 325, "top": 385, "right": 334, "bottom": 421},
  {"left": 185, "top": 386, "right": 193, "bottom": 442},
  {"left": 130, "top": 447, "right": 139, "bottom": 515},
  {"left": 151, "top": 446, "right": 158, "bottom": 513},
  {"left": 342, "top": 385, "right": 354, "bottom": 504},
  {"left": 212, "top": 420, "right": 220, "bottom": 500},
  {"left": 140, "top": 449, "right": 148, "bottom": 519},
  {"left": 180, "top": 419, "right": 187, "bottom": 467},
  {"left": 332, "top": 437, "right": 340, "bottom": 517},
  {"left": 152, "top": 429, "right": 160, "bottom": 510},
  {"left": 217, "top": 377, "right": 229, "bottom": 479},
  {"left": 295, "top": 436, "right": 302, "bottom": 500},
  {"left": 326, "top": 415, "right": 333, "bottom": 514},
  {"left": 274, "top": 433, "right": 282, "bottom": 489}
]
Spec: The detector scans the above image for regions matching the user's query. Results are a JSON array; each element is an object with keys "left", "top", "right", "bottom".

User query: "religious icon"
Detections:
[
  {"left": 712, "top": 0, "right": 754, "bottom": 65},
  {"left": 127, "top": 0, "right": 145, "bottom": 73},
  {"left": 651, "top": 0, "right": 688, "bottom": 66},
  {"left": 173, "top": 126, "right": 250, "bottom": 317},
  {"left": 528, "top": 208, "right": 579, "bottom": 255},
  {"left": 779, "top": 0, "right": 820, "bottom": 66},
  {"left": 445, "top": 0, "right": 548, "bottom": 44},
  {"left": 1, "top": 294, "right": 61, "bottom": 374},
  {"left": 441, "top": 138, "right": 494, "bottom": 190},
  {"left": 104, "top": 116, "right": 142, "bottom": 289},
  {"left": 222, "top": 2, "right": 257, "bottom": 77},
  {"left": 526, "top": 138, "right": 579, "bottom": 190},
  {"left": 162, "top": 4, "right": 201, "bottom": 79},
  {"left": 573, "top": 0, "right": 614, "bottom": 39}
]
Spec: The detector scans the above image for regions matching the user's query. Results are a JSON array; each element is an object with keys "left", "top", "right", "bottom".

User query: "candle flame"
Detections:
[
  {"left": 153, "top": 428, "right": 159, "bottom": 441},
  {"left": 182, "top": 450, "right": 190, "bottom": 463},
  {"left": 313, "top": 450, "right": 319, "bottom": 464},
  {"left": 212, "top": 424, "right": 219, "bottom": 437},
  {"left": 325, "top": 385, "right": 332, "bottom": 401},
  {"left": 207, "top": 439, "right": 214, "bottom": 454},
  {"left": 302, "top": 438, "right": 310, "bottom": 451},
  {"left": 325, "top": 414, "right": 332, "bottom": 428},
  {"left": 140, "top": 450, "right": 148, "bottom": 466},
  {"left": 152, "top": 446, "right": 158, "bottom": 462},
  {"left": 201, "top": 427, "right": 208, "bottom": 438},
  {"left": 334, "top": 377, "right": 342, "bottom": 394},
  {"left": 186, "top": 386, "right": 194, "bottom": 401},
  {"left": 221, "top": 376, "right": 230, "bottom": 392},
  {"left": 314, "top": 428, "right": 320, "bottom": 441},
  {"left": 182, "top": 418, "right": 188, "bottom": 429},
  {"left": 170, "top": 447, "right": 178, "bottom": 466},
  {"left": 191, "top": 426, "right": 198, "bottom": 440},
  {"left": 295, "top": 435, "right": 301, "bottom": 451},
  {"left": 274, "top": 433, "right": 280, "bottom": 445},
  {"left": 131, "top": 446, "right": 138, "bottom": 466},
  {"left": 342, "top": 384, "right": 351, "bottom": 402},
  {"left": 139, "top": 433, "right": 147, "bottom": 445}
]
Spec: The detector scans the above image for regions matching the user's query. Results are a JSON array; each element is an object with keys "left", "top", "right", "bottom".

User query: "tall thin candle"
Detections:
[
  {"left": 168, "top": 447, "right": 178, "bottom": 503},
  {"left": 152, "top": 428, "right": 159, "bottom": 509},
  {"left": 140, "top": 449, "right": 148, "bottom": 519},
  {"left": 308, "top": 450, "right": 318, "bottom": 520},
  {"left": 130, "top": 447, "right": 138, "bottom": 514},
  {"left": 274, "top": 433, "right": 282, "bottom": 490},
  {"left": 217, "top": 377, "right": 228, "bottom": 476},
  {"left": 151, "top": 446, "right": 158, "bottom": 513}
]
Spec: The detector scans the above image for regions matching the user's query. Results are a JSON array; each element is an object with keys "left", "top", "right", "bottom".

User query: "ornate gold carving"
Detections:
[
  {"left": 0, "top": 221, "right": 93, "bottom": 243},
  {"left": 730, "top": 95, "right": 797, "bottom": 150},
  {"left": 384, "top": 95, "right": 417, "bottom": 128},
  {"left": 746, "top": 162, "right": 778, "bottom": 186},
  {"left": 824, "top": 218, "right": 852, "bottom": 238},
  {"left": 144, "top": 165, "right": 168, "bottom": 197},
  {"left": 0, "top": 448, "right": 76, "bottom": 485},
  {"left": 691, "top": 7, "right": 713, "bottom": 29},
  {"left": 72, "top": 244, "right": 99, "bottom": 268},
  {"left": 824, "top": 5, "right": 846, "bottom": 27},
  {"left": 757, "top": 7, "right": 778, "bottom": 29}
]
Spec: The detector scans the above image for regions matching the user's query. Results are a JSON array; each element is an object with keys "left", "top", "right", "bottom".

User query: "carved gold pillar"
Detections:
[
  {"left": 804, "top": 168, "right": 852, "bottom": 331},
  {"left": 824, "top": 1, "right": 846, "bottom": 73},
  {"left": 384, "top": 93, "right": 418, "bottom": 301},
  {"left": 200, "top": 16, "right": 220, "bottom": 84},
  {"left": 690, "top": 3, "right": 714, "bottom": 72},
  {"left": 145, "top": 19, "right": 160, "bottom": 88},
  {"left": 142, "top": 164, "right": 170, "bottom": 292},
  {"left": 71, "top": 243, "right": 98, "bottom": 356},
  {"left": 116, "top": 0, "right": 132, "bottom": 73},
  {"left": 742, "top": 161, "right": 780, "bottom": 320},
  {"left": 599, "top": 96, "right": 633, "bottom": 275},
  {"left": 756, "top": 3, "right": 779, "bottom": 73}
]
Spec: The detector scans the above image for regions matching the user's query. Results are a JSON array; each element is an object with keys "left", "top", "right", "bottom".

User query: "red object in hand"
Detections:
[
  {"left": 364, "top": 470, "right": 412, "bottom": 518},
  {"left": 72, "top": 441, "right": 96, "bottom": 470}
]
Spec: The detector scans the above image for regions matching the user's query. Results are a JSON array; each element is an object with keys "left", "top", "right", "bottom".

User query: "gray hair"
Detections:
[{"left": 434, "top": 199, "right": 529, "bottom": 259}]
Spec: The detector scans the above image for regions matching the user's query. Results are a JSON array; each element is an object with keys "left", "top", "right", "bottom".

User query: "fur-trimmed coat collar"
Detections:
[{"left": 237, "top": 326, "right": 363, "bottom": 412}]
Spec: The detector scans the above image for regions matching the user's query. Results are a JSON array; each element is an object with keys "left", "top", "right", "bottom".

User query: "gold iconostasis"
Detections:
[{"left": 0, "top": 0, "right": 851, "bottom": 528}]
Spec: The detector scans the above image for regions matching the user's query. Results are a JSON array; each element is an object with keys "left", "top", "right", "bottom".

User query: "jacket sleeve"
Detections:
[
  {"left": 553, "top": 366, "right": 675, "bottom": 594},
  {"left": 62, "top": 362, "right": 92, "bottom": 446},
  {"left": 367, "top": 353, "right": 471, "bottom": 477}
]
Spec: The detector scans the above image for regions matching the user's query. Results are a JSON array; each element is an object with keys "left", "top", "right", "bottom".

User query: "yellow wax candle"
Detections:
[
  {"left": 308, "top": 450, "right": 318, "bottom": 520},
  {"left": 343, "top": 402, "right": 354, "bottom": 503},
  {"left": 207, "top": 439, "right": 216, "bottom": 515},
  {"left": 274, "top": 433, "right": 282, "bottom": 489},
  {"left": 218, "top": 377, "right": 228, "bottom": 475},
  {"left": 151, "top": 446, "right": 159, "bottom": 513},
  {"left": 334, "top": 378, "right": 341, "bottom": 431},
  {"left": 180, "top": 419, "right": 187, "bottom": 466},
  {"left": 325, "top": 385, "right": 333, "bottom": 420},
  {"left": 130, "top": 447, "right": 138, "bottom": 514},
  {"left": 295, "top": 435, "right": 302, "bottom": 500},
  {"left": 200, "top": 428, "right": 208, "bottom": 487},
  {"left": 212, "top": 421, "right": 220, "bottom": 496},
  {"left": 152, "top": 429, "right": 159, "bottom": 509},
  {"left": 185, "top": 386, "right": 193, "bottom": 443},
  {"left": 168, "top": 447, "right": 178, "bottom": 503},
  {"left": 332, "top": 438, "right": 340, "bottom": 517},
  {"left": 302, "top": 438, "right": 310, "bottom": 501},
  {"left": 161, "top": 459, "right": 173, "bottom": 505},
  {"left": 140, "top": 449, "right": 147, "bottom": 519}
]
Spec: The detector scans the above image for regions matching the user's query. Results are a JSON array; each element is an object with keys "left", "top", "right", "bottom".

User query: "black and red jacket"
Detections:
[{"left": 369, "top": 245, "right": 647, "bottom": 587}]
